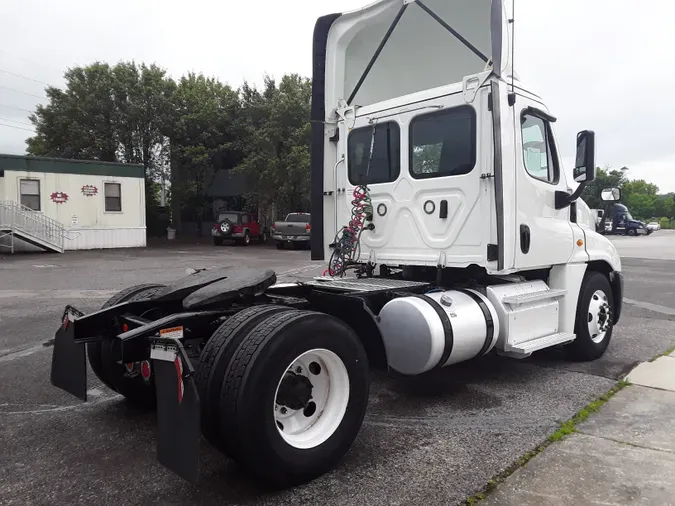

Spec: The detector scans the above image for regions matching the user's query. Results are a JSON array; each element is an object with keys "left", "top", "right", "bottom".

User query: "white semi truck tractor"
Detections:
[{"left": 49, "top": 0, "right": 624, "bottom": 491}]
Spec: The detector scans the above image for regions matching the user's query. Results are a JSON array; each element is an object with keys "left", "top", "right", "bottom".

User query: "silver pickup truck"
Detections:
[{"left": 271, "top": 212, "right": 311, "bottom": 249}]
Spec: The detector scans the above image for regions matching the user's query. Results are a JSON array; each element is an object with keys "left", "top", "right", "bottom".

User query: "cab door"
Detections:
[{"left": 514, "top": 101, "right": 575, "bottom": 270}]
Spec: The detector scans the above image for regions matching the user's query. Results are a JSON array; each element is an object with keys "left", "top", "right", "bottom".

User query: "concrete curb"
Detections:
[
  {"left": 475, "top": 352, "right": 675, "bottom": 505},
  {"left": 626, "top": 354, "right": 675, "bottom": 392}
]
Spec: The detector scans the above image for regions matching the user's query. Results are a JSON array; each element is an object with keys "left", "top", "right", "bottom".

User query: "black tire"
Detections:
[
  {"left": 88, "top": 284, "right": 165, "bottom": 408},
  {"left": 627, "top": 228, "right": 636, "bottom": 236},
  {"left": 239, "top": 231, "right": 251, "bottom": 246},
  {"left": 219, "top": 310, "right": 370, "bottom": 488},
  {"left": 569, "top": 271, "right": 614, "bottom": 361},
  {"left": 213, "top": 237, "right": 224, "bottom": 246},
  {"left": 276, "top": 241, "right": 284, "bottom": 250},
  {"left": 195, "top": 304, "right": 293, "bottom": 454},
  {"left": 87, "top": 284, "right": 165, "bottom": 392}
]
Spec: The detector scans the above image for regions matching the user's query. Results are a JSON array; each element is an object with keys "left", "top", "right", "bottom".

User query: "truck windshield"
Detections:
[{"left": 285, "top": 214, "right": 310, "bottom": 223}]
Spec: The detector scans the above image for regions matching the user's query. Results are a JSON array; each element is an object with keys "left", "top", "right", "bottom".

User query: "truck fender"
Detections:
[{"left": 306, "top": 290, "right": 388, "bottom": 371}]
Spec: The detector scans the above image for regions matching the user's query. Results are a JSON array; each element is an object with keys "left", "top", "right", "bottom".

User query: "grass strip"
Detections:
[{"left": 461, "top": 379, "right": 630, "bottom": 505}]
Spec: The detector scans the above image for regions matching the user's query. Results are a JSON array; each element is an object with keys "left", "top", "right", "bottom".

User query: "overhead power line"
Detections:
[
  {"left": 0, "top": 85, "right": 47, "bottom": 100},
  {"left": 0, "top": 68, "right": 56, "bottom": 88},
  {"left": 0, "top": 121, "right": 35, "bottom": 132},
  {"left": 0, "top": 116, "right": 33, "bottom": 127},
  {"left": 0, "top": 49, "right": 65, "bottom": 75},
  {"left": 0, "top": 103, "right": 35, "bottom": 114}
]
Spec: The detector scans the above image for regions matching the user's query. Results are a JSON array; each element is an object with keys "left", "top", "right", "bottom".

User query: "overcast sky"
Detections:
[{"left": 1, "top": 0, "right": 673, "bottom": 192}]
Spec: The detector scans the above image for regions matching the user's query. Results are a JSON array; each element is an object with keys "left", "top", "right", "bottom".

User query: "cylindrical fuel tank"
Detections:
[{"left": 377, "top": 290, "right": 500, "bottom": 376}]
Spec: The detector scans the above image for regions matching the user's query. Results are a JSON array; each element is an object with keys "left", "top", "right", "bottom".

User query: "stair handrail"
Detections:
[{"left": 0, "top": 200, "right": 66, "bottom": 251}]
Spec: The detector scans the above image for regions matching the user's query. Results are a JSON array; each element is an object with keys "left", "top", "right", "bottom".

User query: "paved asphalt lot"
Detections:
[{"left": 1, "top": 233, "right": 675, "bottom": 506}]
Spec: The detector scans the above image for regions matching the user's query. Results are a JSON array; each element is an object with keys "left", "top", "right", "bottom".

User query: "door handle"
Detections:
[
  {"left": 439, "top": 200, "right": 448, "bottom": 219},
  {"left": 520, "top": 224, "right": 531, "bottom": 254}
]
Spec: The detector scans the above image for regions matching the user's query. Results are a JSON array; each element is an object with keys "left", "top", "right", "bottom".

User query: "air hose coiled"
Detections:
[{"left": 324, "top": 185, "right": 372, "bottom": 277}]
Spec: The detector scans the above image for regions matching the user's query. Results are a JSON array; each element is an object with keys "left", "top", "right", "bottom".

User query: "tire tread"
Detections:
[
  {"left": 221, "top": 310, "right": 307, "bottom": 423},
  {"left": 196, "top": 304, "right": 292, "bottom": 450},
  {"left": 88, "top": 283, "right": 165, "bottom": 391}
]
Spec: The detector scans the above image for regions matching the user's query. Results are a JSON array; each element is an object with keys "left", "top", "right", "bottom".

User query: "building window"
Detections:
[
  {"left": 348, "top": 122, "right": 401, "bottom": 185},
  {"left": 20, "top": 179, "right": 40, "bottom": 210},
  {"left": 521, "top": 113, "right": 559, "bottom": 184},
  {"left": 409, "top": 106, "right": 476, "bottom": 179},
  {"left": 104, "top": 183, "right": 122, "bottom": 212}
]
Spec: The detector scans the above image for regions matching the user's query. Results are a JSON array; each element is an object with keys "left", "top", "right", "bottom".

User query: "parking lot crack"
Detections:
[{"left": 574, "top": 430, "right": 675, "bottom": 456}]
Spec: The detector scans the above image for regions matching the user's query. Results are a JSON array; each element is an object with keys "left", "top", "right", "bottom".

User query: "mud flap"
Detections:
[
  {"left": 50, "top": 309, "right": 87, "bottom": 402},
  {"left": 151, "top": 339, "right": 201, "bottom": 483}
]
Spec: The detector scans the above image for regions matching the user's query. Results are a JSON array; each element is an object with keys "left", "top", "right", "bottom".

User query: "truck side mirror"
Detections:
[
  {"left": 573, "top": 130, "right": 596, "bottom": 183},
  {"left": 554, "top": 130, "right": 597, "bottom": 210},
  {"left": 601, "top": 187, "right": 621, "bottom": 201}
]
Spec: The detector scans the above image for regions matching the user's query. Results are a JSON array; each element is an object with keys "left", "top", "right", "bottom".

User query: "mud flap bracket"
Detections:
[{"left": 151, "top": 339, "right": 201, "bottom": 483}]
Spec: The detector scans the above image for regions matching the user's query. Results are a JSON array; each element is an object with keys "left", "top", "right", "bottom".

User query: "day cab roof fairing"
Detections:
[
  {"left": 325, "top": 0, "right": 510, "bottom": 111},
  {"left": 310, "top": 0, "right": 513, "bottom": 261}
]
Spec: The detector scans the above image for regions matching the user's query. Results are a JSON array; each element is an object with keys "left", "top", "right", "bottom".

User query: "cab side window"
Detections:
[{"left": 521, "top": 113, "right": 559, "bottom": 184}]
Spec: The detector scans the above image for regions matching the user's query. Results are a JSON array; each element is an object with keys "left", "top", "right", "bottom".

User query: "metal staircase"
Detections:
[{"left": 0, "top": 200, "right": 65, "bottom": 253}]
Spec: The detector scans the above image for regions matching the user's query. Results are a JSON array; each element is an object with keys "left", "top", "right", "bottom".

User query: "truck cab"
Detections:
[
  {"left": 608, "top": 203, "right": 650, "bottom": 236},
  {"left": 310, "top": 0, "right": 623, "bottom": 360}
]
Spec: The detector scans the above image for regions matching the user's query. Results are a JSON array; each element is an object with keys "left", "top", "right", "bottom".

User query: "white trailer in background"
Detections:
[
  {"left": 49, "top": 0, "right": 625, "bottom": 490},
  {"left": 0, "top": 154, "right": 146, "bottom": 252}
]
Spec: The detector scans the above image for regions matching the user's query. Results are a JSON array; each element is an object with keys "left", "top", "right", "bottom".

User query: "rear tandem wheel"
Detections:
[
  {"left": 195, "top": 304, "right": 295, "bottom": 455},
  {"left": 86, "top": 284, "right": 166, "bottom": 407},
  {"left": 212, "top": 309, "right": 371, "bottom": 488}
]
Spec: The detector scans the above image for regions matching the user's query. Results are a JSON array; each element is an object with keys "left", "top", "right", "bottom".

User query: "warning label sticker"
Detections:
[{"left": 159, "top": 326, "right": 184, "bottom": 340}]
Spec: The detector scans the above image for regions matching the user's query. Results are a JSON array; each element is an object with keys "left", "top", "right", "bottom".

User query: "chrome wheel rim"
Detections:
[{"left": 588, "top": 289, "right": 611, "bottom": 343}]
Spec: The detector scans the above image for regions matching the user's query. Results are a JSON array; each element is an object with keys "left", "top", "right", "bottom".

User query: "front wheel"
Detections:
[
  {"left": 239, "top": 231, "right": 251, "bottom": 246},
  {"left": 569, "top": 271, "right": 614, "bottom": 361},
  {"left": 627, "top": 228, "right": 637, "bottom": 236},
  {"left": 220, "top": 310, "right": 370, "bottom": 488}
]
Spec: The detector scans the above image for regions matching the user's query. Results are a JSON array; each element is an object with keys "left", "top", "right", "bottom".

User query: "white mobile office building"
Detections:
[{"left": 0, "top": 154, "right": 146, "bottom": 252}]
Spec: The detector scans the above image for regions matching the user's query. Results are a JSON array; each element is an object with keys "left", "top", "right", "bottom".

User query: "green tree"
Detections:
[
  {"left": 580, "top": 166, "right": 628, "bottom": 209},
  {"left": 621, "top": 179, "right": 659, "bottom": 220},
  {"left": 168, "top": 73, "right": 244, "bottom": 231},
  {"left": 27, "top": 61, "right": 177, "bottom": 207},
  {"left": 234, "top": 74, "right": 313, "bottom": 216},
  {"left": 28, "top": 62, "right": 119, "bottom": 161}
]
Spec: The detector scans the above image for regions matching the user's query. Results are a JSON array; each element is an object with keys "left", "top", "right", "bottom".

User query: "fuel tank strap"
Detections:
[
  {"left": 459, "top": 289, "right": 494, "bottom": 356},
  {"left": 409, "top": 294, "right": 454, "bottom": 369}
]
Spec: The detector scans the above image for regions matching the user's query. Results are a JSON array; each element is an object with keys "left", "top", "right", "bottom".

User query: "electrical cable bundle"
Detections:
[
  {"left": 324, "top": 121, "right": 377, "bottom": 277},
  {"left": 323, "top": 185, "right": 372, "bottom": 277}
]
